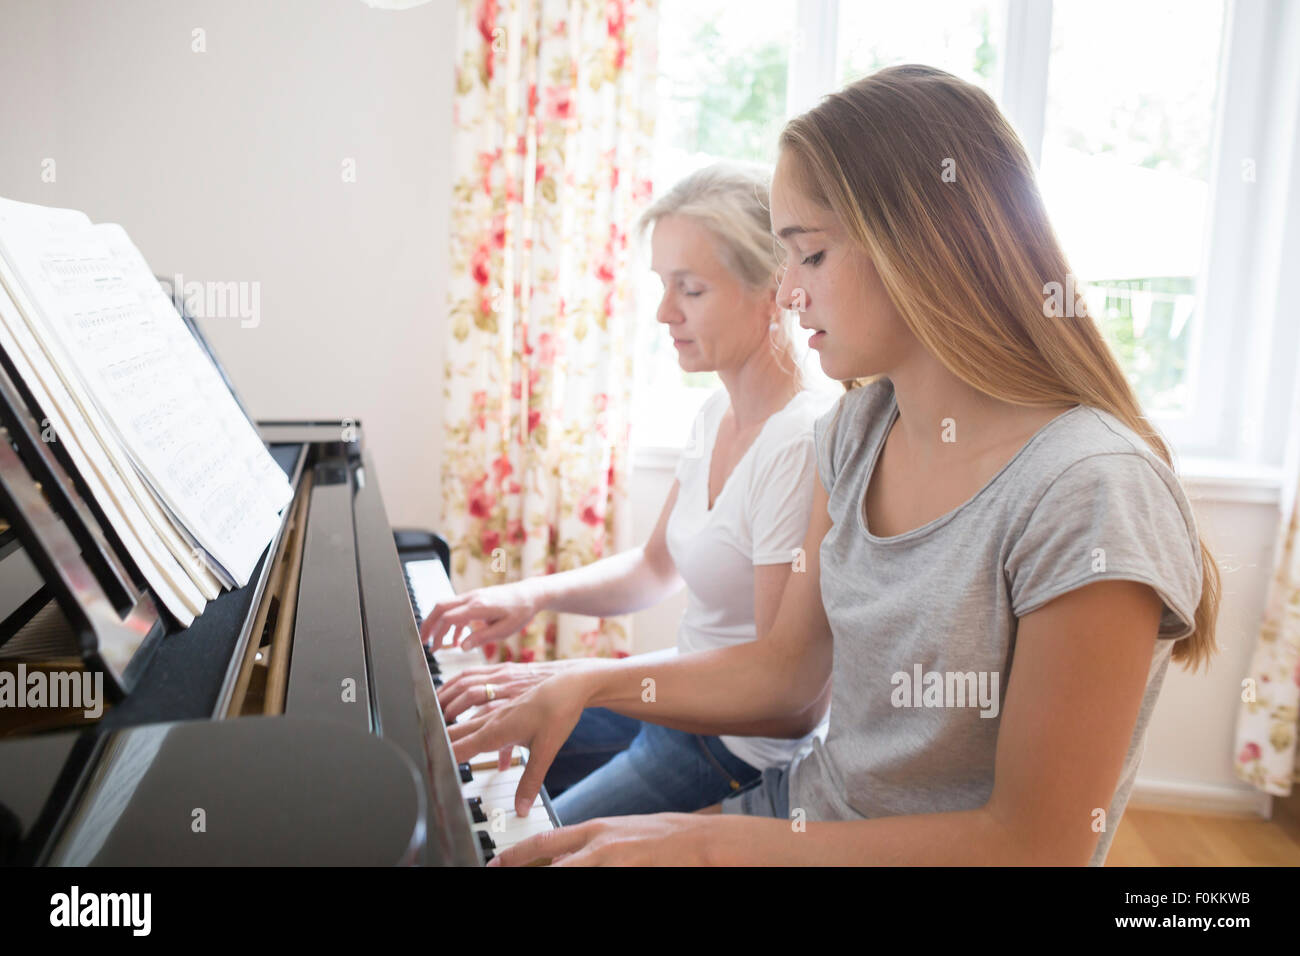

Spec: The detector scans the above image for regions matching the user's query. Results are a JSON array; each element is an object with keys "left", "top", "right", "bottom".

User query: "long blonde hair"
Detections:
[{"left": 780, "top": 64, "right": 1218, "bottom": 670}]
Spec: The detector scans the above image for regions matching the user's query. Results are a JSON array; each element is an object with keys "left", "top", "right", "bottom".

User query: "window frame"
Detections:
[{"left": 633, "top": 0, "right": 1298, "bottom": 489}]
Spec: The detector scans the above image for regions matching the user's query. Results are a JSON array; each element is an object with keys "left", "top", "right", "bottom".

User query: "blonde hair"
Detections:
[
  {"left": 779, "top": 64, "right": 1218, "bottom": 670},
  {"left": 638, "top": 163, "right": 805, "bottom": 389}
]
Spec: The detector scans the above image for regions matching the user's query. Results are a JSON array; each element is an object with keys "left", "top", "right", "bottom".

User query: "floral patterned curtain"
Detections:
[
  {"left": 440, "top": 0, "right": 657, "bottom": 663},
  {"left": 1235, "top": 485, "right": 1300, "bottom": 794}
]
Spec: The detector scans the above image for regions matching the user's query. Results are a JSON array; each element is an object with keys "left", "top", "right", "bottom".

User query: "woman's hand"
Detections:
[
  {"left": 486, "top": 813, "right": 730, "bottom": 866},
  {"left": 419, "top": 580, "right": 545, "bottom": 652},
  {"left": 436, "top": 659, "right": 583, "bottom": 723},
  {"left": 449, "top": 671, "right": 594, "bottom": 816}
]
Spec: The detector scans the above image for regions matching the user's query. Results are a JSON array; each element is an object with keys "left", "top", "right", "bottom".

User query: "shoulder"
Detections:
[
  {"left": 815, "top": 378, "right": 893, "bottom": 441},
  {"left": 762, "top": 388, "right": 838, "bottom": 448},
  {"left": 1004, "top": 406, "right": 1203, "bottom": 637},
  {"left": 746, "top": 390, "right": 836, "bottom": 487},
  {"left": 813, "top": 378, "right": 895, "bottom": 488},
  {"left": 1014, "top": 406, "right": 1193, "bottom": 525}
]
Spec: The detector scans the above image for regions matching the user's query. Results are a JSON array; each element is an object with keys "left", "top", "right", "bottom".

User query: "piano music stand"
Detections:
[{"left": 0, "top": 346, "right": 167, "bottom": 701}]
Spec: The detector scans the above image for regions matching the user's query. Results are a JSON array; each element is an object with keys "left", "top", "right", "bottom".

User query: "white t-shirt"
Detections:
[{"left": 664, "top": 386, "right": 835, "bottom": 770}]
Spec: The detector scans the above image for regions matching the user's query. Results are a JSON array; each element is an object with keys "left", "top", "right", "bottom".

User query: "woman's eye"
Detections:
[
  {"left": 683, "top": 288, "right": 704, "bottom": 297},
  {"left": 801, "top": 252, "right": 825, "bottom": 267}
]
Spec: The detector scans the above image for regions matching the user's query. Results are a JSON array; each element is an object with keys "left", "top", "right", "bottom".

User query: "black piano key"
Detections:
[
  {"left": 468, "top": 796, "right": 486, "bottom": 823},
  {"left": 458, "top": 762, "right": 473, "bottom": 783},
  {"left": 403, "top": 568, "right": 422, "bottom": 621},
  {"left": 477, "top": 830, "right": 495, "bottom": 852}
]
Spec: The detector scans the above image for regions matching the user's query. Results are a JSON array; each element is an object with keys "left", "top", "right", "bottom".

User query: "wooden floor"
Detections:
[{"left": 1107, "top": 788, "right": 1300, "bottom": 865}]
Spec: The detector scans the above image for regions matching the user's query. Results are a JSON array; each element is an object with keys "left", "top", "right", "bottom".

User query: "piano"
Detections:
[{"left": 0, "top": 294, "right": 557, "bottom": 866}]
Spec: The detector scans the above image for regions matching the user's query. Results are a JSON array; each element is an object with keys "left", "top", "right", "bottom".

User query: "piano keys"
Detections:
[
  {"left": 400, "top": 552, "right": 561, "bottom": 855},
  {"left": 460, "top": 748, "right": 560, "bottom": 861}
]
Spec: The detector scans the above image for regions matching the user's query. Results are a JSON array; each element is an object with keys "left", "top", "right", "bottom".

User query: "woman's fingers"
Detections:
[
  {"left": 447, "top": 710, "right": 491, "bottom": 745},
  {"left": 442, "top": 679, "right": 534, "bottom": 723},
  {"left": 438, "top": 686, "right": 476, "bottom": 723},
  {"left": 510, "top": 729, "right": 566, "bottom": 817},
  {"left": 420, "top": 598, "right": 477, "bottom": 647},
  {"left": 438, "top": 662, "right": 516, "bottom": 694},
  {"left": 423, "top": 601, "right": 519, "bottom": 650},
  {"left": 437, "top": 664, "right": 520, "bottom": 710},
  {"left": 457, "top": 612, "right": 531, "bottom": 652},
  {"left": 456, "top": 620, "right": 509, "bottom": 653},
  {"left": 448, "top": 705, "right": 530, "bottom": 760},
  {"left": 442, "top": 681, "right": 498, "bottom": 722},
  {"left": 488, "top": 823, "right": 596, "bottom": 867}
]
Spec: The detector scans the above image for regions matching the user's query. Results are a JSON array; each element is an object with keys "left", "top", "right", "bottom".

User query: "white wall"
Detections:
[
  {"left": 1135, "top": 488, "right": 1281, "bottom": 816},
  {"left": 0, "top": 0, "right": 1287, "bottom": 818},
  {"left": 0, "top": 0, "right": 456, "bottom": 532}
]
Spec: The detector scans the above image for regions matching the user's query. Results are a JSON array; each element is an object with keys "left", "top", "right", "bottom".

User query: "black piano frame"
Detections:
[{"left": 0, "top": 363, "right": 480, "bottom": 864}]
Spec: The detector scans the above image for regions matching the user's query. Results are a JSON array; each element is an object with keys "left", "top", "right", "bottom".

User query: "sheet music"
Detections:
[
  {"left": 0, "top": 281, "right": 205, "bottom": 624},
  {"left": 0, "top": 198, "right": 292, "bottom": 587},
  {"left": 0, "top": 200, "right": 220, "bottom": 609}
]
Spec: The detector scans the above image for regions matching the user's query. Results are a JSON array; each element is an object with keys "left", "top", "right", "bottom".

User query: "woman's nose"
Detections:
[
  {"left": 774, "top": 266, "right": 797, "bottom": 311},
  {"left": 656, "top": 292, "right": 680, "bottom": 325}
]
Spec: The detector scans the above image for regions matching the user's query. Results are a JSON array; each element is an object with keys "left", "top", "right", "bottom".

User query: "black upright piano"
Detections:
[{"left": 0, "top": 303, "right": 485, "bottom": 866}]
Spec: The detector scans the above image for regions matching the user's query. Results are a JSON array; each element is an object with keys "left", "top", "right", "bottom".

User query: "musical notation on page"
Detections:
[
  {"left": 0, "top": 197, "right": 293, "bottom": 593},
  {"left": 0, "top": 279, "right": 207, "bottom": 626}
]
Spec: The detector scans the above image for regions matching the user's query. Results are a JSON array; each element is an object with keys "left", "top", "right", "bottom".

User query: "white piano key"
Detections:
[
  {"left": 434, "top": 646, "right": 488, "bottom": 679},
  {"left": 458, "top": 748, "right": 557, "bottom": 855},
  {"left": 405, "top": 558, "right": 454, "bottom": 621},
  {"left": 474, "top": 815, "right": 555, "bottom": 845},
  {"left": 472, "top": 795, "right": 553, "bottom": 846}
]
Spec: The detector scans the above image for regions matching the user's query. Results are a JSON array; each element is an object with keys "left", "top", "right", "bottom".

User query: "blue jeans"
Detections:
[
  {"left": 721, "top": 764, "right": 792, "bottom": 818},
  {"left": 543, "top": 707, "right": 762, "bottom": 825}
]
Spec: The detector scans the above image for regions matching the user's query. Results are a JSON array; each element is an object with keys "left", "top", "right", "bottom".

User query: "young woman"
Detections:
[
  {"left": 422, "top": 163, "right": 836, "bottom": 823},
  {"left": 445, "top": 65, "right": 1220, "bottom": 866}
]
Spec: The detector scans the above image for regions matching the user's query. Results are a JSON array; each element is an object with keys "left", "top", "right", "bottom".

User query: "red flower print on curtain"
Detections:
[{"left": 442, "top": 0, "right": 657, "bottom": 662}]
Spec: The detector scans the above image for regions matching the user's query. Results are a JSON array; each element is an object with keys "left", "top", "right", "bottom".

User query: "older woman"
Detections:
[{"left": 421, "top": 163, "right": 835, "bottom": 824}]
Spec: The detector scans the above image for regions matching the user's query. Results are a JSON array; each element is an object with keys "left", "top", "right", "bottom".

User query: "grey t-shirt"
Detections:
[{"left": 789, "top": 378, "right": 1203, "bottom": 865}]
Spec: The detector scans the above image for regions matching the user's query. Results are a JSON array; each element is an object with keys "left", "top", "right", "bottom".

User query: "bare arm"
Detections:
[
  {"left": 422, "top": 480, "right": 685, "bottom": 649},
  {"left": 491, "top": 578, "right": 1164, "bottom": 865},
  {"left": 722, "top": 579, "right": 1163, "bottom": 863},
  {"left": 532, "top": 480, "right": 685, "bottom": 618},
  {"left": 570, "top": 479, "right": 834, "bottom": 738},
  {"left": 451, "top": 477, "right": 836, "bottom": 773}
]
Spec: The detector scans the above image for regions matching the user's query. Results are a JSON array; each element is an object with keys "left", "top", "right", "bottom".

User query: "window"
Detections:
[
  {"left": 631, "top": 0, "right": 798, "bottom": 448},
  {"left": 633, "top": 0, "right": 1292, "bottom": 470},
  {"left": 837, "top": 0, "right": 1003, "bottom": 94},
  {"left": 1039, "top": 0, "right": 1225, "bottom": 421}
]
